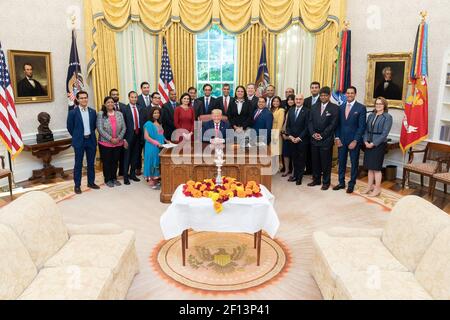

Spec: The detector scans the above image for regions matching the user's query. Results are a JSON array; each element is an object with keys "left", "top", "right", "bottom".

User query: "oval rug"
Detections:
[{"left": 150, "top": 231, "right": 290, "bottom": 294}]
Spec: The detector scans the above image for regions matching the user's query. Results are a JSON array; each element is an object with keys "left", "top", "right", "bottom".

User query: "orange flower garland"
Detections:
[{"left": 182, "top": 177, "right": 263, "bottom": 213}]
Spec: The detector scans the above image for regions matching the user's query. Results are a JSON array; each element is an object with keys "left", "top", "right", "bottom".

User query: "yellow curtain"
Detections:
[
  {"left": 90, "top": 21, "right": 120, "bottom": 110},
  {"left": 158, "top": 23, "right": 195, "bottom": 95},
  {"left": 312, "top": 20, "right": 339, "bottom": 88},
  {"left": 237, "top": 24, "right": 275, "bottom": 87},
  {"left": 87, "top": 0, "right": 343, "bottom": 34}
]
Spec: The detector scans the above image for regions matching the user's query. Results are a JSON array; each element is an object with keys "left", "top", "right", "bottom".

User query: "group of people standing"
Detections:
[{"left": 67, "top": 80, "right": 393, "bottom": 198}]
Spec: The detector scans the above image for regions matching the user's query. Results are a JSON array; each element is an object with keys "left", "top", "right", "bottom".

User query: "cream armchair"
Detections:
[
  {"left": 0, "top": 191, "right": 139, "bottom": 300},
  {"left": 312, "top": 195, "right": 450, "bottom": 300}
]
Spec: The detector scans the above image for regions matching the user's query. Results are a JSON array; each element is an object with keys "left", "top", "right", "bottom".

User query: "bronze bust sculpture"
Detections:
[{"left": 36, "top": 112, "right": 54, "bottom": 143}]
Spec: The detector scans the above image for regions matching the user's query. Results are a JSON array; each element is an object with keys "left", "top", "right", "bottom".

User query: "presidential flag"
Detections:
[
  {"left": 400, "top": 19, "right": 429, "bottom": 152},
  {"left": 0, "top": 42, "right": 23, "bottom": 159},
  {"left": 66, "top": 30, "right": 84, "bottom": 110},
  {"left": 158, "top": 36, "right": 175, "bottom": 105},
  {"left": 255, "top": 39, "right": 270, "bottom": 97},
  {"left": 332, "top": 29, "right": 352, "bottom": 106}
]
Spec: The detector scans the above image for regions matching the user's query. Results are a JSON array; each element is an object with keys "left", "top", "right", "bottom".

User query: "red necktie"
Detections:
[
  {"left": 132, "top": 106, "right": 139, "bottom": 133},
  {"left": 224, "top": 97, "right": 228, "bottom": 113},
  {"left": 215, "top": 123, "right": 219, "bottom": 137}
]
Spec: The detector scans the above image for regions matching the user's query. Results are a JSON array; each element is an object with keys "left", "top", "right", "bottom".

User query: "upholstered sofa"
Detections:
[
  {"left": 312, "top": 195, "right": 450, "bottom": 300},
  {"left": 0, "top": 191, "right": 139, "bottom": 300}
]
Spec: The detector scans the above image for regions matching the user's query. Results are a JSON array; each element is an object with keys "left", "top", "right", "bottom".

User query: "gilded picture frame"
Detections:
[
  {"left": 7, "top": 50, "right": 53, "bottom": 104},
  {"left": 365, "top": 52, "right": 412, "bottom": 109}
]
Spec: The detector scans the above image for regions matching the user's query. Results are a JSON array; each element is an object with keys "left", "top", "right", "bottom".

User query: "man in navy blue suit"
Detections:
[
  {"left": 202, "top": 109, "right": 230, "bottom": 142},
  {"left": 67, "top": 91, "right": 99, "bottom": 194},
  {"left": 333, "top": 86, "right": 367, "bottom": 194}
]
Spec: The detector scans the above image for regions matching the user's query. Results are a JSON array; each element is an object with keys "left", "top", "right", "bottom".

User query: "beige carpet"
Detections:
[{"left": 56, "top": 173, "right": 397, "bottom": 300}]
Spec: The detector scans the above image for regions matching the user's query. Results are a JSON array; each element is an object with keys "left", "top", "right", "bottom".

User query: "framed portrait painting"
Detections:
[
  {"left": 365, "top": 52, "right": 412, "bottom": 109},
  {"left": 7, "top": 50, "right": 53, "bottom": 104}
]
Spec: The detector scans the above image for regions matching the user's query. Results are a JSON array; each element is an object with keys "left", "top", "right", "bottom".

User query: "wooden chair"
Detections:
[
  {"left": 429, "top": 157, "right": 450, "bottom": 200},
  {"left": 0, "top": 155, "right": 13, "bottom": 201},
  {"left": 402, "top": 142, "right": 450, "bottom": 189}
]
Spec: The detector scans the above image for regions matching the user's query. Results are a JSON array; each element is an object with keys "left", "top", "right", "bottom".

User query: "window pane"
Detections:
[
  {"left": 222, "top": 62, "right": 234, "bottom": 81},
  {"left": 197, "top": 40, "right": 208, "bottom": 61},
  {"left": 223, "top": 40, "right": 235, "bottom": 61},
  {"left": 211, "top": 84, "right": 222, "bottom": 97},
  {"left": 197, "top": 31, "right": 208, "bottom": 40},
  {"left": 209, "top": 25, "right": 221, "bottom": 40},
  {"left": 197, "top": 62, "right": 209, "bottom": 81},
  {"left": 209, "top": 41, "right": 221, "bottom": 62},
  {"left": 209, "top": 66, "right": 221, "bottom": 81}
]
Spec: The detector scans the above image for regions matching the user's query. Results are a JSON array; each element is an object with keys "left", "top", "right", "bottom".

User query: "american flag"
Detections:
[
  {"left": 66, "top": 30, "right": 84, "bottom": 110},
  {"left": 0, "top": 42, "right": 23, "bottom": 159},
  {"left": 158, "top": 37, "right": 175, "bottom": 105}
]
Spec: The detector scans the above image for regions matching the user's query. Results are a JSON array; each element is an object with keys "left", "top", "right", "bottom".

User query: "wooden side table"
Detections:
[{"left": 23, "top": 138, "right": 72, "bottom": 181}]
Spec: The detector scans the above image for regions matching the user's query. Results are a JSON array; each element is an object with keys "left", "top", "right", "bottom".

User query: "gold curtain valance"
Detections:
[{"left": 86, "top": 0, "right": 342, "bottom": 34}]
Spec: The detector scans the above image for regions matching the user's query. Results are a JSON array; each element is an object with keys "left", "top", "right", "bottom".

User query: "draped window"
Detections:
[
  {"left": 116, "top": 23, "right": 157, "bottom": 103},
  {"left": 196, "top": 25, "right": 237, "bottom": 97},
  {"left": 276, "top": 24, "right": 316, "bottom": 97}
]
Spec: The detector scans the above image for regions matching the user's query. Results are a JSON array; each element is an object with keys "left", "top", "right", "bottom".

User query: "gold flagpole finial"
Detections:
[
  {"left": 343, "top": 20, "right": 350, "bottom": 30},
  {"left": 420, "top": 11, "right": 427, "bottom": 22},
  {"left": 71, "top": 15, "right": 77, "bottom": 29}
]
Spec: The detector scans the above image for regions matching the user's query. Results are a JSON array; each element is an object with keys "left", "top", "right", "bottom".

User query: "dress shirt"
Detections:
[
  {"left": 294, "top": 105, "right": 303, "bottom": 120},
  {"left": 79, "top": 107, "right": 91, "bottom": 135},
  {"left": 320, "top": 102, "right": 329, "bottom": 115},
  {"left": 312, "top": 95, "right": 319, "bottom": 105},
  {"left": 130, "top": 104, "right": 140, "bottom": 129},
  {"left": 236, "top": 99, "right": 244, "bottom": 115}
]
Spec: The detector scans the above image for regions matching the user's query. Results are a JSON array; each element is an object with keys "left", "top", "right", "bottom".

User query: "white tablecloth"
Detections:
[{"left": 160, "top": 185, "right": 280, "bottom": 240}]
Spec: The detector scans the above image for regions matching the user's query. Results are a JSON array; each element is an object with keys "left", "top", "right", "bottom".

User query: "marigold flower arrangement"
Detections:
[{"left": 182, "top": 177, "right": 263, "bottom": 213}]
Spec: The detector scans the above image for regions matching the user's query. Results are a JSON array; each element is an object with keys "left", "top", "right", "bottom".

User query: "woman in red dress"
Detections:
[{"left": 174, "top": 93, "right": 195, "bottom": 142}]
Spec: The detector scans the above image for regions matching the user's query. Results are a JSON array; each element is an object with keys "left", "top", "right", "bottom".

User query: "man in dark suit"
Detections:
[
  {"left": 202, "top": 109, "right": 230, "bottom": 142},
  {"left": 196, "top": 83, "right": 220, "bottom": 117},
  {"left": 122, "top": 91, "right": 143, "bottom": 185},
  {"left": 161, "top": 89, "right": 178, "bottom": 141},
  {"left": 17, "top": 63, "right": 46, "bottom": 97},
  {"left": 281, "top": 87, "right": 295, "bottom": 109},
  {"left": 307, "top": 86, "right": 339, "bottom": 190},
  {"left": 66, "top": 91, "right": 99, "bottom": 194},
  {"left": 246, "top": 83, "right": 258, "bottom": 110},
  {"left": 137, "top": 82, "right": 151, "bottom": 108},
  {"left": 252, "top": 99, "right": 274, "bottom": 145},
  {"left": 285, "top": 94, "right": 310, "bottom": 185},
  {"left": 303, "top": 81, "right": 321, "bottom": 175},
  {"left": 188, "top": 86, "right": 202, "bottom": 119},
  {"left": 303, "top": 82, "right": 321, "bottom": 110},
  {"left": 265, "top": 85, "right": 276, "bottom": 108},
  {"left": 110, "top": 88, "right": 127, "bottom": 112},
  {"left": 217, "top": 84, "right": 234, "bottom": 115},
  {"left": 333, "top": 86, "right": 367, "bottom": 194},
  {"left": 110, "top": 88, "right": 127, "bottom": 176}
]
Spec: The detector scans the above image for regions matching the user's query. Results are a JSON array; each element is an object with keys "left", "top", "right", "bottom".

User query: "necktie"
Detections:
[
  {"left": 132, "top": 106, "right": 139, "bottom": 133},
  {"left": 115, "top": 103, "right": 119, "bottom": 111},
  {"left": 267, "top": 98, "right": 271, "bottom": 108},
  {"left": 145, "top": 96, "right": 150, "bottom": 107},
  {"left": 254, "top": 109, "right": 262, "bottom": 120},
  {"left": 345, "top": 103, "right": 351, "bottom": 119},
  {"left": 205, "top": 97, "right": 209, "bottom": 113},
  {"left": 295, "top": 107, "right": 301, "bottom": 120},
  {"left": 172, "top": 102, "right": 176, "bottom": 109},
  {"left": 321, "top": 104, "right": 326, "bottom": 116},
  {"left": 313, "top": 96, "right": 318, "bottom": 105},
  {"left": 215, "top": 123, "right": 219, "bottom": 137},
  {"left": 224, "top": 97, "right": 228, "bottom": 113}
]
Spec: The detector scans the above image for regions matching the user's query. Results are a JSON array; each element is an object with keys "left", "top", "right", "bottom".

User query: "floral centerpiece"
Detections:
[{"left": 182, "top": 177, "right": 263, "bottom": 213}]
